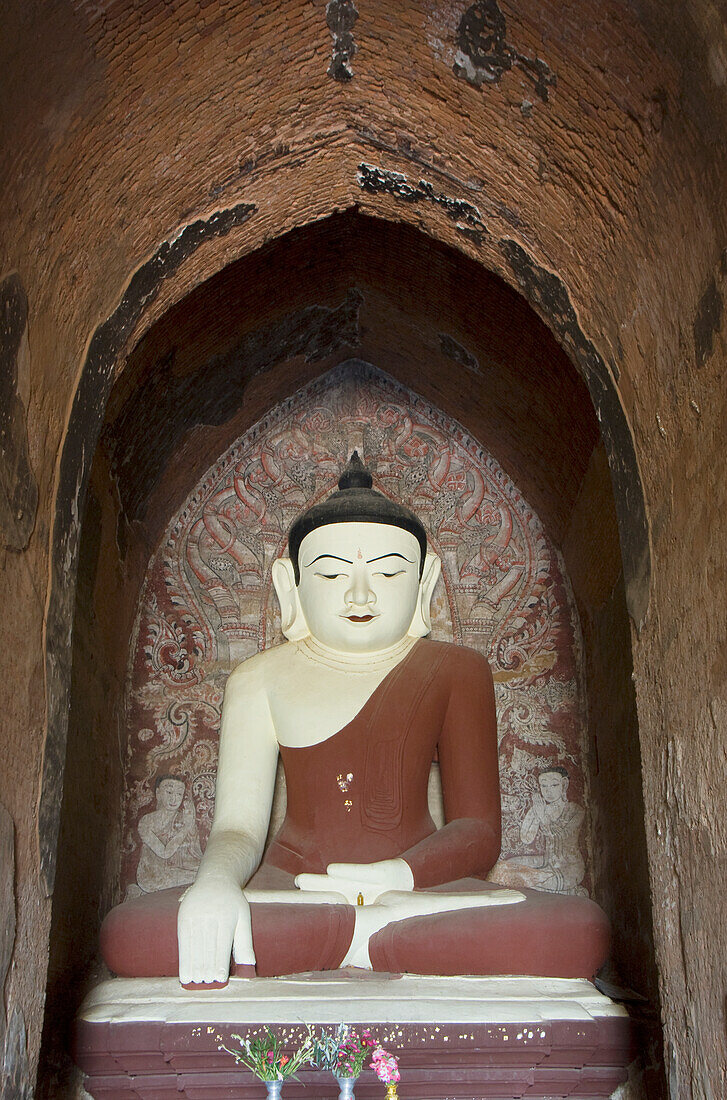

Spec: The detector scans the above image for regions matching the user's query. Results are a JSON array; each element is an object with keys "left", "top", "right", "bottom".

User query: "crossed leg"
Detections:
[{"left": 100, "top": 875, "right": 609, "bottom": 982}]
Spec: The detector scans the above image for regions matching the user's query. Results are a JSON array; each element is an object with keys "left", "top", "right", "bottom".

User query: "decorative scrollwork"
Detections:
[{"left": 121, "top": 364, "right": 591, "bottom": 897}]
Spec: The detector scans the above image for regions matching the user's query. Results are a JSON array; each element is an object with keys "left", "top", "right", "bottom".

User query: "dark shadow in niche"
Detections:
[
  {"left": 0, "top": 273, "right": 38, "bottom": 551},
  {"left": 103, "top": 289, "right": 363, "bottom": 530}
]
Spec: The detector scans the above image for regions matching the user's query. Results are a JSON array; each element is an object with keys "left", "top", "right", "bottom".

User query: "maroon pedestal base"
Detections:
[{"left": 74, "top": 975, "right": 637, "bottom": 1099}]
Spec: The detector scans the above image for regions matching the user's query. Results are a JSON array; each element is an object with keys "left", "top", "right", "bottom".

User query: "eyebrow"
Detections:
[
  {"left": 303, "top": 552, "right": 416, "bottom": 567},
  {"left": 367, "top": 553, "right": 415, "bottom": 564},
  {"left": 304, "top": 554, "right": 354, "bottom": 567}
]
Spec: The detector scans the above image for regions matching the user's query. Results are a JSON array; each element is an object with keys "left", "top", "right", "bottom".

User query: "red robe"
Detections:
[{"left": 101, "top": 640, "right": 609, "bottom": 980}]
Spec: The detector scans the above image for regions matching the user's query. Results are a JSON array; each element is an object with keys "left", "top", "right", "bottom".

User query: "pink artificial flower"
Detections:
[{"left": 370, "top": 1046, "right": 400, "bottom": 1084}]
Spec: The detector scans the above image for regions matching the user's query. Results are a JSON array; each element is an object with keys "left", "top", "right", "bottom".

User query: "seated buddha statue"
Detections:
[{"left": 101, "top": 454, "right": 609, "bottom": 985}]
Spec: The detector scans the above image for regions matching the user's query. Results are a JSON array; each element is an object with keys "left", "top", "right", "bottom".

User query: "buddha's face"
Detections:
[
  {"left": 539, "top": 772, "right": 567, "bottom": 804},
  {"left": 296, "top": 522, "right": 422, "bottom": 653}
]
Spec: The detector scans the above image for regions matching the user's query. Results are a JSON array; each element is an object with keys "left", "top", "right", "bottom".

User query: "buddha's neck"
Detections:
[{"left": 296, "top": 633, "right": 418, "bottom": 674}]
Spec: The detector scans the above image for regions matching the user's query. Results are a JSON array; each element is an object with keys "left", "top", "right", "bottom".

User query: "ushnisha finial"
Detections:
[
  {"left": 338, "top": 450, "right": 373, "bottom": 490},
  {"left": 286, "top": 452, "right": 428, "bottom": 582}
]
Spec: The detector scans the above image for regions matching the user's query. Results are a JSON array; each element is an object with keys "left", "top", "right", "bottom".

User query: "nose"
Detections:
[{"left": 344, "top": 563, "right": 376, "bottom": 608}]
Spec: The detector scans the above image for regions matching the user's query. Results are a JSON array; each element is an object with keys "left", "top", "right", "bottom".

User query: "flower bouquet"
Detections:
[
  {"left": 219, "top": 1027, "right": 313, "bottom": 1098},
  {"left": 370, "top": 1046, "right": 401, "bottom": 1099},
  {"left": 308, "top": 1024, "right": 376, "bottom": 1098}
]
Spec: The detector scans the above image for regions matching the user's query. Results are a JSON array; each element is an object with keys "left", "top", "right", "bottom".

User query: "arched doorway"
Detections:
[{"left": 38, "top": 212, "right": 659, "bottom": 1095}]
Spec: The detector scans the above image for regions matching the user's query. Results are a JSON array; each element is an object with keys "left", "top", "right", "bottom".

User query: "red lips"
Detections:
[{"left": 347, "top": 614, "right": 374, "bottom": 622}]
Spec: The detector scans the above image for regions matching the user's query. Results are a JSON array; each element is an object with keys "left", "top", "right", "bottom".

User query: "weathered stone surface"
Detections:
[
  {"left": 500, "top": 239, "right": 651, "bottom": 629},
  {"left": 0, "top": 274, "right": 37, "bottom": 551},
  {"left": 439, "top": 332, "right": 480, "bottom": 374},
  {"left": 2, "top": 1007, "right": 32, "bottom": 1100},
  {"left": 326, "top": 0, "right": 358, "bottom": 81},
  {"left": 40, "top": 201, "right": 256, "bottom": 896},
  {"left": 0, "top": 800, "right": 14, "bottom": 1060},
  {"left": 0, "top": 1, "right": 724, "bottom": 1096},
  {"left": 453, "top": 0, "right": 557, "bottom": 103},
  {"left": 693, "top": 275, "right": 723, "bottom": 369},
  {"left": 0, "top": 802, "right": 14, "bottom": 983},
  {"left": 357, "top": 164, "right": 487, "bottom": 244}
]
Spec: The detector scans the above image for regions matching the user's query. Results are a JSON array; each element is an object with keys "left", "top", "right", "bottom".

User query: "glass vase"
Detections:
[
  {"left": 335, "top": 1075, "right": 358, "bottom": 1099},
  {"left": 264, "top": 1080, "right": 283, "bottom": 1099}
]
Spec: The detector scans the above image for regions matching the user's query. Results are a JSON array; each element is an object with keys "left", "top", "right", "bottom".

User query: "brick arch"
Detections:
[
  {"left": 8, "top": 2, "right": 722, "bottom": 1094},
  {"left": 40, "top": 207, "right": 648, "bottom": 905}
]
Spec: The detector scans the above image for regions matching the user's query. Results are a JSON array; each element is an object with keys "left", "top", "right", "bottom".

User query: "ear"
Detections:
[
  {"left": 408, "top": 551, "right": 442, "bottom": 638},
  {"left": 271, "top": 558, "right": 310, "bottom": 641}
]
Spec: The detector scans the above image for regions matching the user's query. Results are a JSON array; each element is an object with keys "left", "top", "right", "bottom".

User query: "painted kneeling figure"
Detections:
[{"left": 101, "top": 455, "right": 609, "bottom": 985}]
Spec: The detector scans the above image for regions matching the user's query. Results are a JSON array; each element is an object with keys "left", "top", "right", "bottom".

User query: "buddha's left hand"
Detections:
[{"left": 295, "top": 858, "right": 414, "bottom": 905}]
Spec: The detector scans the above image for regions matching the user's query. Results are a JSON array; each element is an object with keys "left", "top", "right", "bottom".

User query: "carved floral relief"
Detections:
[{"left": 121, "top": 363, "right": 591, "bottom": 898}]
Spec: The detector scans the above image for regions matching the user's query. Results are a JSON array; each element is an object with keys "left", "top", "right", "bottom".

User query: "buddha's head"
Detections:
[{"left": 272, "top": 453, "right": 441, "bottom": 653}]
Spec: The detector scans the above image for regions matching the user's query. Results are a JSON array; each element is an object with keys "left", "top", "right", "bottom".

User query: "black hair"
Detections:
[
  {"left": 538, "top": 765, "right": 569, "bottom": 780},
  {"left": 154, "top": 773, "right": 185, "bottom": 792},
  {"left": 287, "top": 452, "right": 428, "bottom": 583}
]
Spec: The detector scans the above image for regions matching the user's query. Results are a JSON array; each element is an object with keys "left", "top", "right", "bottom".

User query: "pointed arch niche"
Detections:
[
  {"left": 40, "top": 213, "right": 660, "bottom": 1090},
  {"left": 121, "top": 363, "right": 593, "bottom": 898}
]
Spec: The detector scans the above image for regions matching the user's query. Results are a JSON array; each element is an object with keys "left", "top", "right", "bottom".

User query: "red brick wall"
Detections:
[{"left": 1, "top": 1, "right": 725, "bottom": 1096}]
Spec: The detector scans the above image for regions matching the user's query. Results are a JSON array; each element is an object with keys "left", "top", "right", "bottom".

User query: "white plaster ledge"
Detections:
[{"left": 78, "top": 973, "right": 628, "bottom": 1026}]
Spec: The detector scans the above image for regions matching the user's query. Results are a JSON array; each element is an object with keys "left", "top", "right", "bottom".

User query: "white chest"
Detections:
[{"left": 267, "top": 656, "right": 392, "bottom": 748}]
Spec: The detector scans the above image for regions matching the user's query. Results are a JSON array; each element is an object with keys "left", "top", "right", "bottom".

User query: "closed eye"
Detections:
[
  {"left": 315, "top": 572, "right": 348, "bottom": 580},
  {"left": 374, "top": 570, "right": 406, "bottom": 578}
]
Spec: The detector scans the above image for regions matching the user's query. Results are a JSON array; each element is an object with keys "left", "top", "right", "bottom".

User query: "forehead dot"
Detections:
[{"left": 357, "top": 548, "right": 363, "bottom": 559}]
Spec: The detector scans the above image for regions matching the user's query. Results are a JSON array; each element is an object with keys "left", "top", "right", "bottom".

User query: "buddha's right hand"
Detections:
[{"left": 177, "top": 879, "right": 254, "bottom": 985}]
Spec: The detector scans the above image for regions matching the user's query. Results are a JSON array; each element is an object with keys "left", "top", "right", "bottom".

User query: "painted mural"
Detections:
[{"left": 121, "top": 362, "right": 591, "bottom": 899}]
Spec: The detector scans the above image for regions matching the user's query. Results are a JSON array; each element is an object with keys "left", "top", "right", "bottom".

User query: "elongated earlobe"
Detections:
[
  {"left": 271, "top": 558, "right": 310, "bottom": 641},
  {"left": 408, "top": 552, "right": 442, "bottom": 638}
]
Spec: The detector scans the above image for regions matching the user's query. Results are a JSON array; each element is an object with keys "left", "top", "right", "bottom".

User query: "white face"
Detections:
[
  {"left": 539, "top": 772, "right": 567, "bottom": 803},
  {"left": 296, "top": 522, "right": 422, "bottom": 653},
  {"left": 157, "top": 778, "right": 185, "bottom": 810}
]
